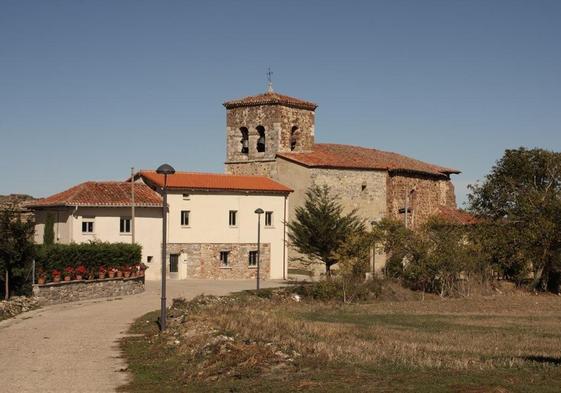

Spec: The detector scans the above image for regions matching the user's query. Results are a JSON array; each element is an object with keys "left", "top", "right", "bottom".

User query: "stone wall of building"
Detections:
[
  {"left": 167, "top": 243, "right": 270, "bottom": 279},
  {"left": 310, "top": 168, "right": 387, "bottom": 221},
  {"left": 225, "top": 104, "right": 315, "bottom": 177},
  {"left": 33, "top": 276, "right": 144, "bottom": 305},
  {"left": 225, "top": 160, "right": 278, "bottom": 178},
  {"left": 386, "top": 173, "right": 456, "bottom": 228}
]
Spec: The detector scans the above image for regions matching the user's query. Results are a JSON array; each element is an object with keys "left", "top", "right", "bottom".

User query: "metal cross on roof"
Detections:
[{"left": 266, "top": 67, "right": 273, "bottom": 93}]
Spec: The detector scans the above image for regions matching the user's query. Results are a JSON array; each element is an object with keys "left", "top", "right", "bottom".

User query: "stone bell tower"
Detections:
[{"left": 223, "top": 86, "right": 317, "bottom": 178}]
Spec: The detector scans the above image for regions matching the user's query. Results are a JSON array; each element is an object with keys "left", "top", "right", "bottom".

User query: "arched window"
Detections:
[
  {"left": 256, "top": 126, "right": 266, "bottom": 152},
  {"left": 290, "top": 126, "right": 299, "bottom": 151},
  {"left": 240, "top": 127, "right": 249, "bottom": 154}
]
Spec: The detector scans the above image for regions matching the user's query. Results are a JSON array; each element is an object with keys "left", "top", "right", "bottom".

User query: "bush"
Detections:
[
  {"left": 293, "top": 278, "right": 382, "bottom": 303},
  {"left": 35, "top": 242, "right": 142, "bottom": 278}
]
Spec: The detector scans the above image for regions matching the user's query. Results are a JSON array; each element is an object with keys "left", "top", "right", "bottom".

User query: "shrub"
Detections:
[{"left": 36, "top": 242, "right": 142, "bottom": 275}]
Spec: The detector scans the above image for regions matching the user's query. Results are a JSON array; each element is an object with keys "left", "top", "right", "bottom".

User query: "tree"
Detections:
[
  {"left": 43, "top": 213, "right": 55, "bottom": 245},
  {"left": 287, "top": 185, "right": 364, "bottom": 275},
  {"left": 468, "top": 147, "right": 561, "bottom": 291},
  {"left": 0, "top": 205, "right": 35, "bottom": 299}
]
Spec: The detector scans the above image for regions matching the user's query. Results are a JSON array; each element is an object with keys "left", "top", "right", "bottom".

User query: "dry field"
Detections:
[{"left": 120, "top": 284, "right": 561, "bottom": 393}]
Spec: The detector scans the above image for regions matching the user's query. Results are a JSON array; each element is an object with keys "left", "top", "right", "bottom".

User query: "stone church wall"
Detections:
[
  {"left": 225, "top": 104, "right": 315, "bottom": 178},
  {"left": 386, "top": 173, "right": 456, "bottom": 228}
]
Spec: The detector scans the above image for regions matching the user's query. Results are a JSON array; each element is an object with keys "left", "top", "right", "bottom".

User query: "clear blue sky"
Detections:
[{"left": 1, "top": 0, "right": 560, "bottom": 206}]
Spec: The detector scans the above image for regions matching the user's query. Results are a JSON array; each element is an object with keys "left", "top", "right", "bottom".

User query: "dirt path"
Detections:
[{"left": 0, "top": 279, "right": 283, "bottom": 393}]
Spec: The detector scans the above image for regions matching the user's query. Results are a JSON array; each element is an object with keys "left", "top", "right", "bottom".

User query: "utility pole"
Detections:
[
  {"left": 131, "top": 167, "right": 135, "bottom": 244},
  {"left": 404, "top": 190, "right": 409, "bottom": 229}
]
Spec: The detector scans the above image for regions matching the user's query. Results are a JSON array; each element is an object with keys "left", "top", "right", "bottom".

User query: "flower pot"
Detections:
[
  {"left": 131, "top": 271, "right": 137, "bottom": 277},
  {"left": 139, "top": 271, "right": 144, "bottom": 277},
  {"left": 123, "top": 271, "right": 131, "bottom": 278},
  {"left": 108, "top": 271, "right": 115, "bottom": 279},
  {"left": 64, "top": 276, "right": 71, "bottom": 282},
  {"left": 76, "top": 275, "right": 83, "bottom": 281},
  {"left": 116, "top": 271, "right": 123, "bottom": 278},
  {"left": 99, "top": 273, "right": 106, "bottom": 279},
  {"left": 38, "top": 277, "right": 46, "bottom": 285},
  {"left": 53, "top": 276, "right": 61, "bottom": 283}
]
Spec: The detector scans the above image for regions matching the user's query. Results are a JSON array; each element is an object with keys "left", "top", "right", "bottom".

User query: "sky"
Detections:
[{"left": 1, "top": 0, "right": 560, "bottom": 207}]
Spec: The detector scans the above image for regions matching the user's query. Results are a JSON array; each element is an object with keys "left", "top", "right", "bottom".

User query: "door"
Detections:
[{"left": 169, "top": 254, "right": 179, "bottom": 279}]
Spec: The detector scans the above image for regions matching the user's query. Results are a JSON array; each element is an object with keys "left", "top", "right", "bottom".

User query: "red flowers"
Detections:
[{"left": 75, "top": 265, "right": 87, "bottom": 275}]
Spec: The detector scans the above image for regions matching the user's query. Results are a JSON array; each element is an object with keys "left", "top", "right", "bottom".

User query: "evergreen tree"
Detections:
[
  {"left": 287, "top": 185, "right": 364, "bottom": 275},
  {"left": 0, "top": 205, "right": 35, "bottom": 299}
]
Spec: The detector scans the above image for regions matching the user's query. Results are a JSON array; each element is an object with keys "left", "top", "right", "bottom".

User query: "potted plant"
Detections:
[
  {"left": 37, "top": 267, "right": 47, "bottom": 285},
  {"left": 138, "top": 263, "right": 147, "bottom": 277},
  {"left": 122, "top": 265, "right": 132, "bottom": 278},
  {"left": 75, "top": 265, "right": 87, "bottom": 280},
  {"left": 108, "top": 267, "right": 118, "bottom": 279},
  {"left": 63, "top": 266, "right": 74, "bottom": 281},
  {"left": 98, "top": 265, "right": 107, "bottom": 279},
  {"left": 52, "top": 269, "right": 61, "bottom": 283},
  {"left": 130, "top": 265, "right": 138, "bottom": 277},
  {"left": 116, "top": 268, "right": 123, "bottom": 278}
]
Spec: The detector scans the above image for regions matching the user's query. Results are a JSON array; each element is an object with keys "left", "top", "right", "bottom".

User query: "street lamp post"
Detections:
[
  {"left": 156, "top": 163, "right": 175, "bottom": 331},
  {"left": 254, "top": 208, "right": 264, "bottom": 291}
]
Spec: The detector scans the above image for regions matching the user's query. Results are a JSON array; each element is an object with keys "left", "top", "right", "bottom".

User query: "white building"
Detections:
[{"left": 28, "top": 172, "right": 292, "bottom": 281}]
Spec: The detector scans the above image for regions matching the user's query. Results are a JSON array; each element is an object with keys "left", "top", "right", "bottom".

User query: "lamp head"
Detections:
[
  {"left": 254, "top": 208, "right": 264, "bottom": 215},
  {"left": 156, "top": 163, "right": 176, "bottom": 176}
]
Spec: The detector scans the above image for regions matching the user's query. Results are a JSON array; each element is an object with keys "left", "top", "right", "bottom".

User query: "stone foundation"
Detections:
[
  {"left": 33, "top": 276, "right": 145, "bottom": 305},
  {"left": 167, "top": 242, "right": 270, "bottom": 279},
  {"left": 0, "top": 296, "right": 40, "bottom": 321}
]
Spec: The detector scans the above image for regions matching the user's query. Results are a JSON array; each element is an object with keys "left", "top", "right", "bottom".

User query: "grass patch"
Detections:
[{"left": 120, "top": 284, "right": 561, "bottom": 392}]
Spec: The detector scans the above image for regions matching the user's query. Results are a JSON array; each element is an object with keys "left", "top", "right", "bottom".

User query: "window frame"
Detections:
[
  {"left": 180, "top": 210, "right": 190, "bottom": 227},
  {"left": 264, "top": 211, "right": 273, "bottom": 227},
  {"left": 219, "top": 251, "right": 230, "bottom": 268},
  {"left": 119, "top": 217, "right": 131, "bottom": 234},
  {"left": 248, "top": 250, "right": 258, "bottom": 268},
  {"left": 81, "top": 217, "right": 95, "bottom": 234},
  {"left": 228, "top": 210, "right": 238, "bottom": 227}
]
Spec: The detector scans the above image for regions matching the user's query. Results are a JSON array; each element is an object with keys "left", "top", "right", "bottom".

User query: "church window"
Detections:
[
  {"left": 240, "top": 127, "right": 249, "bottom": 154},
  {"left": 256, "top": 126, "right": 266, "bottom": 152},
  {"left": 290, "top": 126, "right": 299, "bottom": 151}
]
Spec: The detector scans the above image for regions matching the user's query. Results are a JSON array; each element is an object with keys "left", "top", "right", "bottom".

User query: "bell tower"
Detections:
[{"left": 223, "top": 88, "right": 317, "bottom": 177}]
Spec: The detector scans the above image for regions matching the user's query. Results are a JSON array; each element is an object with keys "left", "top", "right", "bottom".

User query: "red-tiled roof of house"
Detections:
[
  {"left": 437, "top": 206, "right": 479, "bottom": 225},
  {"left": 138, "top": 171, "right": 293, "bottom": 194},
  {"left": 277, "top": 143, "right": 460, "bottom": 177},
  {"left": 26, "top": 182, "right": 162, "bottom": 208},
  {"left": 223, "top": 91, "right": 318, "bottom": 111}
]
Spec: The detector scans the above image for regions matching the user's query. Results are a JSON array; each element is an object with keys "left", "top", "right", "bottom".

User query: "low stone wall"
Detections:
[
  {"left": 0, "top": 296, "right": 40, "bottom": 321},
  {"left": 33, "top": 276, "right": 145, "bottom": 305}
]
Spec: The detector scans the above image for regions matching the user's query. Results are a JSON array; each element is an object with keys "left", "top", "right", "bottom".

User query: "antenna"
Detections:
[{"left": 266, "top": 67, "right": 273, "bottom": 93}]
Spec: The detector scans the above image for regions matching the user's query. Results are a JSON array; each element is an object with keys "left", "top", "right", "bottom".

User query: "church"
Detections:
[
  {"left": 223, "top": 87, "right": 460, "bottom": 232},
  {"left": 28, "top": 86, "right": 462, "bottom": 280}
]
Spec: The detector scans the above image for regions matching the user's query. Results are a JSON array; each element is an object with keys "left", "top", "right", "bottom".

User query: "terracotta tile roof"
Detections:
[
  {"left": 437, "top": 206, "right": 479, "bottom": 225},
  {"left": 277, "top": 143, "right": 460, "bottom": 177},
  {"left": 26, "top": 182, "right": 162, "bottom": 208},
  {"left": 138, "top": 171, "right": 293, "bottom": 194},
  {"left": 223, "top": 91, "right": 318, "bottom": 111}
]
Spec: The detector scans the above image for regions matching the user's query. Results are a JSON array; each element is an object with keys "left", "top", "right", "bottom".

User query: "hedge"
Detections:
[{"left": 36, "top": 242, "right": 142, "bottom": 273}]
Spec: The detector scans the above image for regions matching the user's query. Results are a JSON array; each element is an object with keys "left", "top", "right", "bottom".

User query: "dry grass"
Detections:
[{"left": 120, "top": 283, "right": 561, "bottom": 392}]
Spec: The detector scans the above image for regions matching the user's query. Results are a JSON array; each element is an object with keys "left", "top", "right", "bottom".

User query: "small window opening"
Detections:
[
  {"left": 220, "top": 251, "right": 230, "bottom": 267},
  {"left": 182, "top": 193, "right": 190, "bottom": 200},
  {"left": 181, "top": 210, "right": 190, "bottom": 226},
  {"left": 265, "top": 211, "right": 273, "bottom": 227},
  {"left": 256, "top": 126, "right": 266, "bottom": 152},
  {"left": 229, "top": 210, "right": 237, "bottom": 226},
  {"left": 240, "top": 127, "right": 249, "bottom": 154},
  {"left": 290, "top": 126, "right": 299, "bottom": 151},
  {"left": 248, "top": 251, "right": 258, "bottom": 267},
  {"left": 361, "top": 182, "right": 367, "bottom": 192},
  {"left": 147, "top": 256, "right": 153, "bottom": 263},
  {"left": 169, "top": 254, "right": 179, "bottom": 273},
  {"left": 120, "top": 217, "right": 131, "bottom": 233}
]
